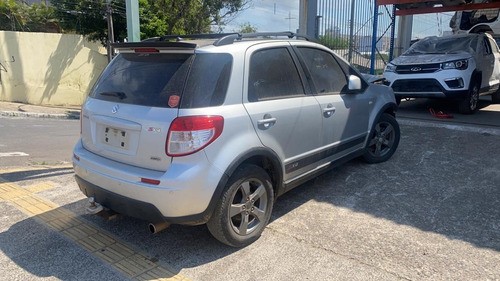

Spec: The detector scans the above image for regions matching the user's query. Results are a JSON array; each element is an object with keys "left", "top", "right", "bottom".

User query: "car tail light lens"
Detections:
[
  {"left": 134, "top": 48, "right": 159, "bottom": 53},
  {"left": 166, "top": 116, "right": 224, "bottom": 157}
]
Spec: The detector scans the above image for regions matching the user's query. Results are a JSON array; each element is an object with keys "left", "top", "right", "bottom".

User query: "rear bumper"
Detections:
[
  {"left": 72, "top": 140, "right": 226, "bottom": 225},
  {"left": 76, "top": 175, "right": 166, "bottom": 223}
]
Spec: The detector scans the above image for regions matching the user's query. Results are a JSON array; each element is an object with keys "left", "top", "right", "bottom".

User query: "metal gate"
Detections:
[{"left": 316, "top": 0, "right": 395, "bottom": 74}]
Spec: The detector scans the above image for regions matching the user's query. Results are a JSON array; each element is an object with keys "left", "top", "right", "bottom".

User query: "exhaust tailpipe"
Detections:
[{"left": 149, "top": 222, "right": 170, "bottom": 234}]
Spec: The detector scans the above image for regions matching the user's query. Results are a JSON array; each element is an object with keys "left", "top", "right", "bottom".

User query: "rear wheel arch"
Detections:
[{"left": 215, "top": 148, "right": 283, "bottom": 204}]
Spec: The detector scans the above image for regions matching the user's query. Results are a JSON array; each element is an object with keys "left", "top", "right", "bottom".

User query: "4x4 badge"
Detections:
[{"left": 112, "top": 105, "right": 119, "bottom": 114}]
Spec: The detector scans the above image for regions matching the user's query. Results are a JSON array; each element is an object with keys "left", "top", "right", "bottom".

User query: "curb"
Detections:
[{"left": 0, "top": 110, "right": 80, "bottom": 120}]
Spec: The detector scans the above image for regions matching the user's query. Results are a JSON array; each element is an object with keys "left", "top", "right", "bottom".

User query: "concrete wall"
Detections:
[{"left": 0, "top": 31, "right": 108, "bottom": 106}]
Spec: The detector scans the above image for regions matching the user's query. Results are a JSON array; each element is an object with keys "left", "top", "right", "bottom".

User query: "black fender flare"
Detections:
[{"left": 204, "top": 147, "right": 284, "bottom": 220}]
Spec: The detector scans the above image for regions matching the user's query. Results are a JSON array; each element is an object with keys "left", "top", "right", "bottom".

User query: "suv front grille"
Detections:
[
  {"left": 392, "top": 79, "right": 443, "bottom": 92},
  {"left": 395, "top": 63, "right": 440, "bottom": 74}
]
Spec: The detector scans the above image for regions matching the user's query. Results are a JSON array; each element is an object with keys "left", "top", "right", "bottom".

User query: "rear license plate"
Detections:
[{"left": 103, "top": 127, "right": 128, "bottom": 149}]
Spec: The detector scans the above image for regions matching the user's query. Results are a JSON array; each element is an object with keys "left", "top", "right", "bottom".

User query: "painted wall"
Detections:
[{"left": 0, "top": 31, "right": 107, "bottom": 106}]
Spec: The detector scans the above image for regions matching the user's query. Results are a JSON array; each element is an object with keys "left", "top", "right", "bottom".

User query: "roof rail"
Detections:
[
  {"left": 155, "top": 33, "right": 239, "bottom": 42},
  {"left": 141, "top": 32, "right": 315, "bottom": 47},
  {"left": 214, "top": 32, "right": 315, "bottom": 46}
]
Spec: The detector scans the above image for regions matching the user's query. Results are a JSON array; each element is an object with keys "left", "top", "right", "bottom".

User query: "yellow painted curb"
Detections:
[{"left": 0, "top": 168, "right": 188, "bottom": 281}]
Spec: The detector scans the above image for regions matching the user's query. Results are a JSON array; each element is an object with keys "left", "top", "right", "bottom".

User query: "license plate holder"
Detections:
[{"left": 103, "top": 127, "right": 128, "bottom": 149}]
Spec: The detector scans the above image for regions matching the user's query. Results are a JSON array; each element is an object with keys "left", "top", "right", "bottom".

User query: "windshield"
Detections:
[{"left": 404, "top": 36, "right": 478, "bottom": 55}]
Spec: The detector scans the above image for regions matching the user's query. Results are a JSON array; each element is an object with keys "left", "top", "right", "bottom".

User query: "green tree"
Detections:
[
  {"left": 319, "top": 35, "right": 349, "bottom": 50},
  {"left": 50, "top": 0, "right": 127, "bottom": 44},
  {"left": 238, "top": 22, "right": 257, "bottom": 33},
  {"left": 49, "top": 0, "right": 250, "bottom": 44},
  {"left": 0, "top": 0, "right": 58, "bottom": 32}
]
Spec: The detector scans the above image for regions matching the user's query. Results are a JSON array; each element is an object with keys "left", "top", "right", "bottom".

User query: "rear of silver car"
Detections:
[{"left": 73, "top": 43, "right": 232, "bottom": 225}]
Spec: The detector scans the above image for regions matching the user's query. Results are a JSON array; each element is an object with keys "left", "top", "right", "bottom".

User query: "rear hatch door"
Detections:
[{"left": 81, "top": 43, "right": 195, "bottom": 171}]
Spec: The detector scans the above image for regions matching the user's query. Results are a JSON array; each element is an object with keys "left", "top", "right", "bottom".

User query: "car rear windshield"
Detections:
[{"left": 89, "top": 52, "right": 232, "bottom": 108}]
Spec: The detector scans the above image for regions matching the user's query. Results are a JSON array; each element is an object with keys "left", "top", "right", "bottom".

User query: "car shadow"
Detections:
[
  {"left": 272, "top": 124, "right": 500, "bottom": 253},
  {"left": 1, "top": 123, "right": 499, "bottom": 279},
  {"left": 0, "top": 167, "right": 74, "bottom": 182}
]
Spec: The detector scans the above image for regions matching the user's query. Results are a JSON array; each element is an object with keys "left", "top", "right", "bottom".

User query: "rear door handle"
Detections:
[{"left": 257, "top": 114, "right": 277, "bottom": 129}]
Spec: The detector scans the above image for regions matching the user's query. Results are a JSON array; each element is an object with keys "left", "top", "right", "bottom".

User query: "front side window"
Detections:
[
  {"left": 248, "top": 48, "right": 305, "bottom": 102},
  {"left": 298, "top": 47, "right": 347, "bottom": 95}
]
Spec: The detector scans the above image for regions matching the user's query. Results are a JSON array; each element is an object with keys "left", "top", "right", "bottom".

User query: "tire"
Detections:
[
  {"left": 207, "top": 164, "right": 274, "bottom": 247},
  {"left": 492, "top": 88, "right": 500, "bottom": 104},
  {"left": 458, "top": 79, "right": 479, "bottom": 114},
  {"left": 395, "top": 96, "right": 402, "bottom": 106},
  {"left": 362, "top": 113, "right": 400, "bottom": 164}
]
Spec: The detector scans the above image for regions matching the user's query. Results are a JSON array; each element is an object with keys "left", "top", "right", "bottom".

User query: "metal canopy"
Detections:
[{"left": 377, "top": 0, "right": 500, "bottom": 16}]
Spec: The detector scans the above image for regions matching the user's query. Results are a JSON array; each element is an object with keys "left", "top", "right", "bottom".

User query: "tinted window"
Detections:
[
  {"left": 248, "top": 48, "right": 305, "bottom": 102},
  {"left": 298, "top": 47, "right": 347, "bottom": 95},
  {"left": 90, "top": 53, "right": 232, "bottom": 108},
  {"left": 90, "top": 53, "right": 192, "bottom": 107},
  {"left": 181, "top": 53, "right": 232, "bottom": 108}
]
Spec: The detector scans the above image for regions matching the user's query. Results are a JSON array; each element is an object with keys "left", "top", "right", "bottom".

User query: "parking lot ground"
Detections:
[
  {"left": 0, "top": 121, "right": 499, "bottom": 280},
  {"left": 397, "top": 96, "right": 500, "bottom": 128}
]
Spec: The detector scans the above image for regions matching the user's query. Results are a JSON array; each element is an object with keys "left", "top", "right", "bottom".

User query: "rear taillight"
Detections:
[{"left": 166, "top": 116, "right": 224, "bottom": 157}]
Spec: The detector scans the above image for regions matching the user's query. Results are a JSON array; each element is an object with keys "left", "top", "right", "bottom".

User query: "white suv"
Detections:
[
  {"left": 384, "top": 33, "right": 500, "bottom": 114},
  {"left": 73, "top": 33, "right": 400, "bottom": 247}
]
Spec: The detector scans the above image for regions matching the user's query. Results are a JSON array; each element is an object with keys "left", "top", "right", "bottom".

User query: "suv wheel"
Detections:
[
  {"left": 459, "top": 80, "right": 479, "bottom": 114},
  {"left": 363, "top": 113, "right": 400, "bottom": 164},
  {"left": 207, "top": 164, "right": 274, "bottom": 247},
  {"left": 492, "top": 88, "right": 500, "bottom": 104}
]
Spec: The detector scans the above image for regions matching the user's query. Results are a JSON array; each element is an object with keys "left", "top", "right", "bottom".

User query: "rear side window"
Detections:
[
  {"left": 181, "top": 53, "right": 232, "bottom": 108},
  {"left": 90, "top": 53, "right": 232, "bottom": 108}
]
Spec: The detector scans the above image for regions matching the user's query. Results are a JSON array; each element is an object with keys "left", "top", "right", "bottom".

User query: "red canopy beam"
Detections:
[{"left": 395, "top": 2, "right": 500, "bottom": 16}]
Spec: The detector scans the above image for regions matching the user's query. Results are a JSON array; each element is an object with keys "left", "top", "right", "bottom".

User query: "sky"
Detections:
[
  {"left": 224, "top": 0, "right": 453, "bottom": 39},
  {"left": 223, "top": 0, "right": 300, "bottom": 32}
]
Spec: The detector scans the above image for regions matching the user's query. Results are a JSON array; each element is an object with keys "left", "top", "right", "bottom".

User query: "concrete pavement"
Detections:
[{"left": 0, "top": 102, "right": 80, "bottom": 119}]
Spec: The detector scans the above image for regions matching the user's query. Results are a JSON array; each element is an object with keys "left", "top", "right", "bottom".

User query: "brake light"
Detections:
[
  {"left": 134, "top": 48, "right": 159, "bottom": 53},
  {"left": 166, "top": 116, "right": 224, "bottom": 157}
]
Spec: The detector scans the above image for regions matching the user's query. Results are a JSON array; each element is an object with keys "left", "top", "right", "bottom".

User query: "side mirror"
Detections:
[{"left": 348, "top": 75, "right": 362, "bottom": 91}]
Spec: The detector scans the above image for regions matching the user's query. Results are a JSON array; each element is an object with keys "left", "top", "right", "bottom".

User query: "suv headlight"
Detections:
[
  {"left": 442, "top": 59, "right": 468, "bottom": 70},
  {"left": 385, "top": 63, "right": 397, "bottom": 72}
]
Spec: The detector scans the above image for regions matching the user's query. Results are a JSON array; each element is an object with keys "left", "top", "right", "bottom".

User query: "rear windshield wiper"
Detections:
[{"left": 98, "top": 91, "right": 127, "bottom": 100}]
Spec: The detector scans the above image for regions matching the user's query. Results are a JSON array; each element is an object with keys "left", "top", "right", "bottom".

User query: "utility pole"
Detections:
[
  {"left": 126, "top": 0, "right": 140, "bottom": 42},
  {"left": 348, "top": 0, "right": 356, "bottom": 63},
  {"left": 285, "top": 11, "right": 296, "bottom": 31},
  {"left": 106, "top": 0, "right": 114, "bottom": 62}
]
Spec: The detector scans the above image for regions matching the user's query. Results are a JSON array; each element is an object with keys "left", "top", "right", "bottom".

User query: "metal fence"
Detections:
[{"left": 316, "top": 0, "right": 395, "bottom": 74}]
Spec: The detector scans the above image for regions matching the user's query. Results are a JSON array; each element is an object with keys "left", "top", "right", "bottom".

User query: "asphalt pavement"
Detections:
[{"left": 0, "top": 100, "right": 499, "bottom": 280}]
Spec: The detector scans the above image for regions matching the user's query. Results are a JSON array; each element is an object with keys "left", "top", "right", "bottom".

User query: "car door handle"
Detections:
[
  {"left": 257, "top": 114, "right": 277, "bottom": 129},
  {"left": 323, "top": 105, "right": 336, "bottom": 118}
]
